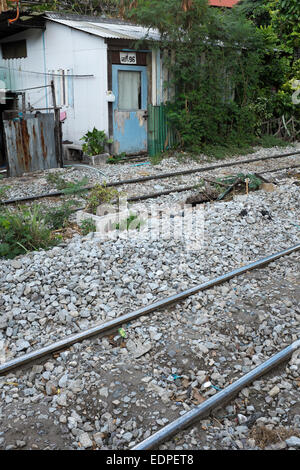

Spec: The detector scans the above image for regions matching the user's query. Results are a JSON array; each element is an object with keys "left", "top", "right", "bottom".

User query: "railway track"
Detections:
[
  {"left": 1, "top": 244, "right": 298, "bottom": 376},
  {"left": 1, "top": 149, "right": 300, "bottom": 206},
  {"left": 0, "top": 244, "right": 299, "bottom": 450},
  {"left": 0, "top": 149, "right": 299, "bottom": 450},
  {"left": 133, "top": 339, "right": 300, "bottom": 450}
]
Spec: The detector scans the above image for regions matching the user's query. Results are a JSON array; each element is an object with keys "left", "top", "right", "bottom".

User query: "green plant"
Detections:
[
  {"left": 114, "top": 213, "right": 145, "bottom": 231},
  {"left": 0, "top": 185, "right": 11, "bottom": 200},
  {"left": 80, "top": 218, "right": 96, "bottom": 235},
  {"left": 80, "top": 128, "right": 113, "bottom": 156},
  {"left": 46, "top": 172, "right": 66, "bottom": 189},
  {"left": 245, "top": 174, "right": 264, "bottom": 190},
  {"left": 43, "top": 200, "right": 81, "bottom": 230},
  {"left": 46, "top": 172, "right": 89, "bottom": 195},
  {"left": 0, "top": 206, "right": 60, "bottom": 259},
  {"left": 107, "top": 153, "right": 127, "bottom": 164},
  {"left": 201, "top": 140, "right": 256, "bottom": 160},
  {"left": 124, "top": 1, "right": 268, "bottom": 152},
  {"left": 219, "top": 173, "right": 263, "bottom": 190},
  {"left": 258, "top": 135, "right": 290, "bottom": 148},
  {"left": 61, "top": 177, "right": 89, "bottom": 196},
  {"left": 85, "top": 182, "right": 119, "bottom": 214},
  {"left": 150, "top": 152, "right": 164, "bottom": 165},
  {"left": 123, "top": 0, "right": 300, "bottom": 152}
]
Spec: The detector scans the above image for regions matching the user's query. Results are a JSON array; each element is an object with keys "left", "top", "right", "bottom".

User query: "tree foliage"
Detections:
[
  {"left": 237, "top": 0, "right": 300, "bottom": 51},
  {"left": 20, "top": 0, "right": 299, "bottom": 148},
  {"left": 122, "top": 0, "right": 267, "bottom": 150},
  {"left": 19, "top": 0, "right": 120, "bottom": 15},
  {"left": 236, "top": 0, "right": 300, "bottom": 133},
  {"left": 236, "top": 0, "right": 271, "bottom": 28},
  {"left": 269, "top": 0, "right": 300, "bottom": 50}
]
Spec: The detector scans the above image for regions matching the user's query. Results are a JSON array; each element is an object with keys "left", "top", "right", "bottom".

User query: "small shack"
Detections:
[{"left": 0, "top": 11, "right": 169, "bottom": 162}]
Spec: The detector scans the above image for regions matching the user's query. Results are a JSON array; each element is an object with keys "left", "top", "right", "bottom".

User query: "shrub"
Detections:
[
  {"left": 258, "top": 135, "right": 290, "bottom": 148},
  {"left": 0, "top": 206, "right": 60, "bottom": 259},
  {"left": 43, "top": 200, "right": 81, "bottom": 230},
  {"left": 80, "top": 128, "right": 113, "bottom": 156},
  {"left": 85, "top": 183, "right": 119, "bottom": 214},
  {"left": 0, "top": 185, "right": 10, "bottom": 200},
  {"left": 80, "top": 218, "right": 96, "bottom": 236}
]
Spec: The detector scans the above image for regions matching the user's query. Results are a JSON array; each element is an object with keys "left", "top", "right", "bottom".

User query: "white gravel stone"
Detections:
[
  {"left": 285, "top": 436, "right": 300, "bottom": 448},
  {"left": 268, "top": 385, "right": 280, "bottom": 397},
  {"left": 78, "top": 432, "right": 93, "bottom": 449}
]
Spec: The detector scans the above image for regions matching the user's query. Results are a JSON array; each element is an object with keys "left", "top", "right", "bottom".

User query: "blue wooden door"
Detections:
[{"left": 112, "top": 65, "right": 148, "bottom": 155}]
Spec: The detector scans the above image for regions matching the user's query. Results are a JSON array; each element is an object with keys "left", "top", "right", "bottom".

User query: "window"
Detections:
[
  {"left": 49, "top": 69, "right": 74, "bottom": 107},
  {"left": 118, "top": 71, "right": 141, "bottom": 110},
  {"left": 2, "top": 40, "right": 27, "bottom": 60}
]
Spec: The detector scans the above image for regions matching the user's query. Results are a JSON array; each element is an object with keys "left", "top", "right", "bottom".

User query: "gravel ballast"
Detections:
[
  {"left": 0, "top": 147, "right": 299, "bottom": 451},
  {"left": 0, "top": 144, "right": 299, "bottom": 203}
]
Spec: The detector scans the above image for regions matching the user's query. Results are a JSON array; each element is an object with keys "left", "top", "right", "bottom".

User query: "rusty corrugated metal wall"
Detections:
[{"left": 3, "top": 113, "right": 58, "bottom": 177}]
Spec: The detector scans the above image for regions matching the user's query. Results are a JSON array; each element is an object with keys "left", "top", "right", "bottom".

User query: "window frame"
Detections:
[{"left": 2, "top": 40, "right": 27, "bottom": 60}]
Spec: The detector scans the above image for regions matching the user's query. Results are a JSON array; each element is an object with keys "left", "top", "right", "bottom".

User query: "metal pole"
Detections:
[
  {"left": 133, "top": 339, "right": 300, "bottom": 450},
  {"left": 21, "top": 92, "right": 26, "bottom": 114},
  {"left": 51, "top": 80, "right": 63, "bottom": 168},
  {"left": 0, "top": 243, "right": 299, "bottom": 375}
]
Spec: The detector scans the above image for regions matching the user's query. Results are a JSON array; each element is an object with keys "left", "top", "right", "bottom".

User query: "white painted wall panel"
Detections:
[
  {"left": 43, "top": 21, "right": 108, "bottom": 144},
  {"left": 0, "top": 29, "right": 48, "bottom": 109},
  {"left": 0, "top": 20, "right": 109, "bottom": 145}
]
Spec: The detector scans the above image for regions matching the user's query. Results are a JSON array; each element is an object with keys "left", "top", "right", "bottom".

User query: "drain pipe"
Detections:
[{"left": 133, "top": 339, "right": 300, "bottom": 450}]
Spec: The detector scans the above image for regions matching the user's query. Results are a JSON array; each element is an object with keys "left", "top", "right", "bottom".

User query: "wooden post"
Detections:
[
  {"left": 51, "top": 80, "right": 63, "bottom": 168},
  {"left": 245, "top": 178, "right": 249, "bottom": 196}
]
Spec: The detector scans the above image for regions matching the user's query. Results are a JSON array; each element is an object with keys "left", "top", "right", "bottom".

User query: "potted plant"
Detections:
[{"left": 80, "top": 128, "right": 113, "bottom": 164}]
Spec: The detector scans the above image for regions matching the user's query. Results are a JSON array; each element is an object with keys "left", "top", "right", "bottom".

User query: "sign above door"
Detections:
[{"left": 120, "top": 52, "right": 137, "bottom": 65}]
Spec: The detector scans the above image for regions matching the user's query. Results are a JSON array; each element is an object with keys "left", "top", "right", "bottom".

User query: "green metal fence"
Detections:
[{"left": 147, "top": 104, "right": 178, "bottom": 157}]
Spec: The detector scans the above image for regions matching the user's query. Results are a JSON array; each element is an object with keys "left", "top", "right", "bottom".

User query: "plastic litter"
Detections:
[
  {"left": 131, "top": 162, "right": 151, "bottom": 167},
  {"left": 118, "top": 328, "right": 127, "bottom": 338},
  {"left": 211, "top": 384, "right": 222, "bottom": 391},
  {"left": 172, "top": 374, "right": 183, "bottom": 380}
]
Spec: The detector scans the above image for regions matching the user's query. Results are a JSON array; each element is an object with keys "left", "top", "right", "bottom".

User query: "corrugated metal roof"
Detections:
[{"left": 46, "top": 15, "right": 160, "bottom": 41}]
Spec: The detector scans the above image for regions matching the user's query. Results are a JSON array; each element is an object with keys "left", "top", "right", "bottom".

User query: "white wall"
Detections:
[
  {"left": 0, "top": 21, "right": 109, "bottom": 145},
  {"left": 0, "top": 29, "right": 47, "bottom": 107}
]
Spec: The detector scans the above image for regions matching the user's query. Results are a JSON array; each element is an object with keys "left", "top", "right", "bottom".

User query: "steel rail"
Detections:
[
  {"left": 133, "top": 339, "right": 300, "bottom": 450},
  {"left": 94, "top": 163, "right": 300, "bottom": 204},
  {"left": 0, "top": 243, "right": 299, "bottom": 376},
  {"left": 261, "top": 163, "right": 300, "bottom": 174},
  {"left": 1, "top": 163, "right": 299, "bottom": 212},
  {"left": 1, "top": 151, "right": 299, "bottom": 206},
  {"left": 106, "top": 150, "right": 300, "bottom": 187}
]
